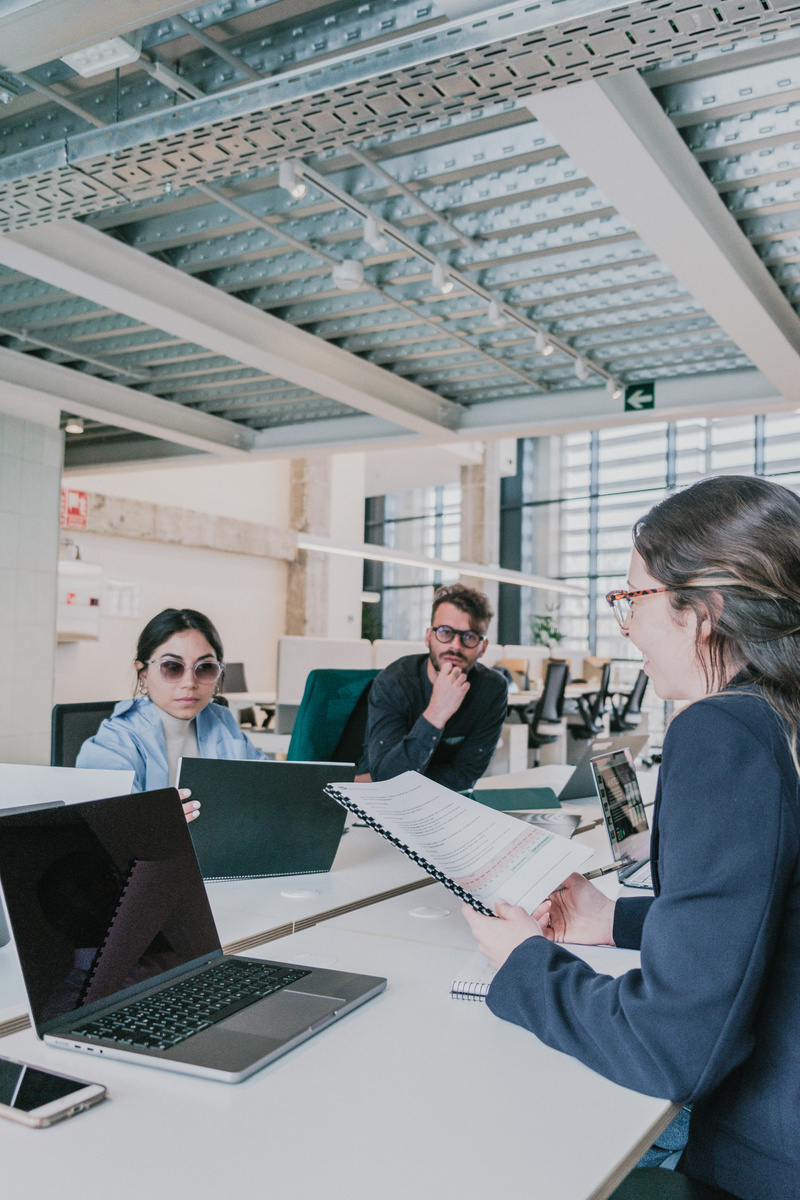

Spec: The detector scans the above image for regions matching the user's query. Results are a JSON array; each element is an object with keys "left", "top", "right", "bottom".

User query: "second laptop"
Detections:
[{"left": 177, "top": 759, "right": 356, "bottom": 881}]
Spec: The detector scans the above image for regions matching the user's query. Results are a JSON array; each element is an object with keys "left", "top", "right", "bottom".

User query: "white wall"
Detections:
[
  {"left": 0, "top": 409, "right": 62, "bottom": 764},
  {"left": 326, "top": 452, "right": 366, "bottom": 638},
  {"left": 65, "top": 458, "right": 291, "bottom": 528},
  {"left": 54, "top": 531, "right": 286, "bottom": 704},
  {"left": 55, "top": 450, "right": 369, "bottom": 701}
]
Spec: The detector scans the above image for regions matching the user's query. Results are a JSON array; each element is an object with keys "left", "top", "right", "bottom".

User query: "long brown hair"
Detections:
[{"left": 633, "top": 475, "right": 800, "bottom": 772}]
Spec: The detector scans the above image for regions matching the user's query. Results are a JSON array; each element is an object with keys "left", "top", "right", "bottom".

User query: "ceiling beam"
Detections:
[
  {"left": 525, "top": 73, "right": 800, "bottom": 406},
  {"left": 459, "top": 369, "right": 792, "bottom": 440},
  {"left": 0, "top": 220, "right": 461, "bottom": 438},
  {"left": 0, "top": 0, "right": 195, "bottom": 73},
  {"left": 0, "top": 347, "right": 254, "bottom": 456}
]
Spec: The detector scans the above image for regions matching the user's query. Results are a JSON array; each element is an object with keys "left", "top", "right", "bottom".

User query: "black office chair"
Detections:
[
  {"left": 609, "top": 1167, "right": 739, "bottom": 1199},
  {"left": 51, "top": 701, "right": 117, "bottom": 768},
  {"left": 523, "top": 661, "right": 569, "bottom": 764},
  {"left": 610, "top": 669, "right": 649, "bottom": 733},
  {"left": 569, "top": 662, "right": 612, "bottom": 740}
]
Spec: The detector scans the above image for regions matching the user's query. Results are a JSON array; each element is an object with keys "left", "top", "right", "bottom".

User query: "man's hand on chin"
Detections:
[{"left": 423, "top": 660, "right": 470, "bottom": 729}]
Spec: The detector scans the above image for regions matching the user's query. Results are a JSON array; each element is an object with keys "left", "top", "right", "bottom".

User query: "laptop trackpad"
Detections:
[{"left": 221, "top": 991, "right": 343, "bottom": 1039}]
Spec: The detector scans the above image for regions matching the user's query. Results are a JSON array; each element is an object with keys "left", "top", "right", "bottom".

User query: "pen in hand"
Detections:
[
  {"left": 582, "top": 862, "right": 626, "bottom": 881},
  {"left": 553, "top": 862, "right": 625, "bottom": 892}
]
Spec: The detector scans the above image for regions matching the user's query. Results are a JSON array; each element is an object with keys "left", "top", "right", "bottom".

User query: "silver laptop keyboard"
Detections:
[
  {"left": 622, "top": 861, "right": 653, "bottom": 889},
  {"left": 70, "top": 959, "right": 311, "bottom": 1052}
]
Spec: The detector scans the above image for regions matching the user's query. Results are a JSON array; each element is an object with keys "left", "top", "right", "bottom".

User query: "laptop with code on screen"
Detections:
[
  {"left": 590, "top": 747, "right": 653, "bottom": 890},
  {"left": 0, "top": 789, "right": 385, "bottom": 1083}
]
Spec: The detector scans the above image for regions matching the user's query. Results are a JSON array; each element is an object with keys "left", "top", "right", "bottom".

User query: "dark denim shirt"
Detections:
[{"left": 359, "top": 654, "right": 508, "bottom": 791}]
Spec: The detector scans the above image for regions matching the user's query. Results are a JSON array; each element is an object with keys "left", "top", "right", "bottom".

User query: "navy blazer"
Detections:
[{"left": 486, "top": 685, "right": 800, "bottom": 1200}]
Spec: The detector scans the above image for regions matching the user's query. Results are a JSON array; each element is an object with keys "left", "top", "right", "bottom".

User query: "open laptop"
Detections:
[
  {"left": 590, "top": 747, "right": 653, "bottom": 890},
  {"left": 0, "top": 765, "right": 135, "bottom": 948},
  {"left": 558, "top": 733, "right": 650, "bottom": 803},
  {"left": 0, "top": 789, "right": 385, "bottom": 1083},
  {"left": 177, "top": 760, "right": 356, "bottom": 881}
]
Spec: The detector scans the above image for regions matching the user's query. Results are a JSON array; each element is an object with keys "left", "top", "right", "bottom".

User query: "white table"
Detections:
[{"left": 0, "top": 922, "right": 675, "bottom": 1200}]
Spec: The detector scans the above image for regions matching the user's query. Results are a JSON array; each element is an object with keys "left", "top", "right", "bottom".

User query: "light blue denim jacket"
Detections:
[{"left": 75, "top": 697, "right": 267, "bottom": 792}]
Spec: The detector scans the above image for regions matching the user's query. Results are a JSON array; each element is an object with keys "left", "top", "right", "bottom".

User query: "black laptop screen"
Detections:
[
  {"left": 590, "top": 749, "right": 650, "bottom": 866},
  {"left": 0, "top": 789, "right": 220, "bottom": 1031}
]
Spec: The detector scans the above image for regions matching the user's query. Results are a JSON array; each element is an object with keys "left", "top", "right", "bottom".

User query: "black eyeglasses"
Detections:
[
  {"left": 431, "top": 625, "right": 484, "bottom": 650},
  {"left": 147, "top": 657, "right": 225, "bottom": 684}
]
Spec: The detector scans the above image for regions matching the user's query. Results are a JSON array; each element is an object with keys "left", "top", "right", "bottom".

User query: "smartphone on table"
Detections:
[{"left": 0, "top": 1056, "right": 107, "bottom": 1127}]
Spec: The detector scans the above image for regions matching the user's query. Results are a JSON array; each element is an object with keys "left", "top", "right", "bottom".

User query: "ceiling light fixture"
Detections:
[
  {"left": 297, "top": 534, "right": 588, "bottom": 596},
  {"left": 535, "top": 328, "right": 553, "bottom": 356},
  {"left": 432, "top": 263, "right": 454, "bottom": 295},
  {"left": 363, "top": 214, "right": 389, "bottom": 253},
  {"left": 64, "top": 416, "right": 84, "bottom": 435},
  {"left": 574, "top": 357, "right": 589, "bottom": 382},
  {"left": 278, "top": 160, "right": 307, "bottom": 200},
  {"left": 331, "top": 259, "right": 365, "bottom": 291},
  {"left": 607, "top": 378, "right": 623, "bottom": 401},
  {"left": 61, "top": 32, "right": 141, "bottom": 78},
  {"left": 488, "top": 300, "right": 506, "bottom": 327}
]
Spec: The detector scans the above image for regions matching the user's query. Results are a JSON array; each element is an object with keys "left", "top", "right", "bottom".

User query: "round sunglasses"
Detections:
[{"left": 146, "top": 657, "right": 225, "bottom": 684}]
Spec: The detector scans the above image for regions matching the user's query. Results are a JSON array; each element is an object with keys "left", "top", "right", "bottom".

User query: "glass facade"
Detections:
[
  {"left": 363, "top": 484, "right": 461, "bottom": 640},
  {"left": 365, "top": 413, "right": 800, "bottom": 663}
]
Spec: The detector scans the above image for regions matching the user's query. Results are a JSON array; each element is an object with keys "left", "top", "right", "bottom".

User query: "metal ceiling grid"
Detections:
[
  {"left": 61, "top": 96, "right": 743, "bottom": 415},
  {"left": 647, "top": 33, "right": 800, "bottom": 323},
  {"left": 2, "top": 0, "right": 800, "bottom": 468},
  {"left": 0, "top": 260, "right": 349, "bottom": 450},
  {"left": 3, "top": 0, "right": 800, "bottom": 234}
]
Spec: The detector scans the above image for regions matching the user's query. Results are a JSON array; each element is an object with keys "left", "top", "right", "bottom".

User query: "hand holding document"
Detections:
[{"left": 325, "top": 772, "right": 593, "bottom": 915}]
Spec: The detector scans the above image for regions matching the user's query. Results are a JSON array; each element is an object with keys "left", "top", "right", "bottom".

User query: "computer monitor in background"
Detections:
[{"left": 222, "top": 663, "right": 247, "bottom": 693}]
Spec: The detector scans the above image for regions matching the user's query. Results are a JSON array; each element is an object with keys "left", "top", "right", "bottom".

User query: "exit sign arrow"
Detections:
[{"left": 625, "top": 382, "right": 655, "bottom": 412}]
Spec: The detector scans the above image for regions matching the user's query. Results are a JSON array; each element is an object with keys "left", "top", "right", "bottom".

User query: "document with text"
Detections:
[{"left": 325, "top": 772, "right": 593, "bottom": 915}]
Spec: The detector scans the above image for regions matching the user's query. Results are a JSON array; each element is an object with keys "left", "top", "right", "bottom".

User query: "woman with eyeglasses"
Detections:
[
  {"left": 463, "top": 475, "right": 800, "bottom": 1199},
  {"left": 76, "top": 609, "right": 267, "bottom": 804}
]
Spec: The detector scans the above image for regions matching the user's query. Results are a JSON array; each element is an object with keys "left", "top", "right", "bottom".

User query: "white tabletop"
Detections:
[{"left": 0, "top": 923, "right": 675, "bottom": 1200}]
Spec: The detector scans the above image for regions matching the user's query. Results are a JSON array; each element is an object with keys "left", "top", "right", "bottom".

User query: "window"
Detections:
[{"left": 363, "top": 484, "right": 461, "bottom": 639}]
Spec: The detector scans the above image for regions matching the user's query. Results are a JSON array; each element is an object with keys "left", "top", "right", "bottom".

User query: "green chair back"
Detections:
[{"left": 287, "top": 668, "right": 380, "bottom": 763}]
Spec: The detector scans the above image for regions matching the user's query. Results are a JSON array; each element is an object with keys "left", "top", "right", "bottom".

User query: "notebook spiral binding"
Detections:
[
  {"left": 450, "top": 981, "right": 490, "bottom": 1001},
  {"left": 325, "top": 786, "right": 495, "bottom": 918}
]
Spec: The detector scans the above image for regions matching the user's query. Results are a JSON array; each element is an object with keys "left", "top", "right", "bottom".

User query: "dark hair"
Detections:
[
  {"left": 135, "top": 608, "right": 224, "bottom": 689},
  {"left": 633, "top": 475, "right": 800, "bottom": 771},
  {"left": 431, "top": 583, "right": 493, "bottom": 632}
]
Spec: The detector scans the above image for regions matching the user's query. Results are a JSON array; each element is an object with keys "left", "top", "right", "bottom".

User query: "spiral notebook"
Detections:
[
  {"left": 450, "top": 944, "right": 643, "bottom": 1001},
  {"left": 451, "top": 953, "right": 496, "bottom": 1001},
  {"left": 324, "top": 772, "right": 592, "bottom": 917}
]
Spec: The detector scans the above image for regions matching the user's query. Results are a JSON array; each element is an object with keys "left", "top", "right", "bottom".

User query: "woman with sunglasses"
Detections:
[
  {"left": 76, "top": 609, "right": 267, "bottom": 800},
  {"left": 463, "top": 475, "right": 800, "bottom": 1199}
]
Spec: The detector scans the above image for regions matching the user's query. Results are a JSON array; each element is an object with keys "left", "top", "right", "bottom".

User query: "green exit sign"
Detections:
[{"left": 625, "top": 382, "right": 655, "bottom": 412}]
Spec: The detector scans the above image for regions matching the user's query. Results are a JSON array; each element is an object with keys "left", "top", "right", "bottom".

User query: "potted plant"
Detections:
[{"left": 530, "top": 606, "right": 565, "bottom": 653}]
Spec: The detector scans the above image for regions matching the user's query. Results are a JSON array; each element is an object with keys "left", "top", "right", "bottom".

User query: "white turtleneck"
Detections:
[{"left": 159, "top": 708, "right": 201, "bottom": 787}]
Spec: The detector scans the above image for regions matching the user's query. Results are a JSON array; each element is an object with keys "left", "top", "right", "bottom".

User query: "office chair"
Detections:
[
  {"left": 51, "top": 701, "right": 117, "bottom": 768},
  {"left": 609, "top": 669, "right": 649, "bottom": 733},
  {"left": 569, "top": 661, "right": 611, "bottom": 740},
  {"left": 523, "top": 660, "right": 569, "bottom": 765},
  {"left": 287, "top": 668, "right": 380, "bottom": 764},
  {"left": 609, "top": 1167, "right": 738, "bottom": 1200}
]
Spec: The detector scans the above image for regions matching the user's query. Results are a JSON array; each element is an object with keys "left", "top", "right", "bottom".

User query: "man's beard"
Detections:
[{"left": 429, "top": 642, "right": 469, "bottom": 674}]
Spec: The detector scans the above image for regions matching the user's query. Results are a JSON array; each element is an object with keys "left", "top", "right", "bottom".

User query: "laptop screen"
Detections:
[
  {"left": 590, "top": 748, "right": 650, "bottom": 866},
  {"left": 0, "top": 789, "right": 220, "bottom": 1032}
]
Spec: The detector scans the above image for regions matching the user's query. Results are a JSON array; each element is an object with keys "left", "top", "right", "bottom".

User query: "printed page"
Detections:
[{"left": 329, "top": 772, "right": 593, "bottom": 913}]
